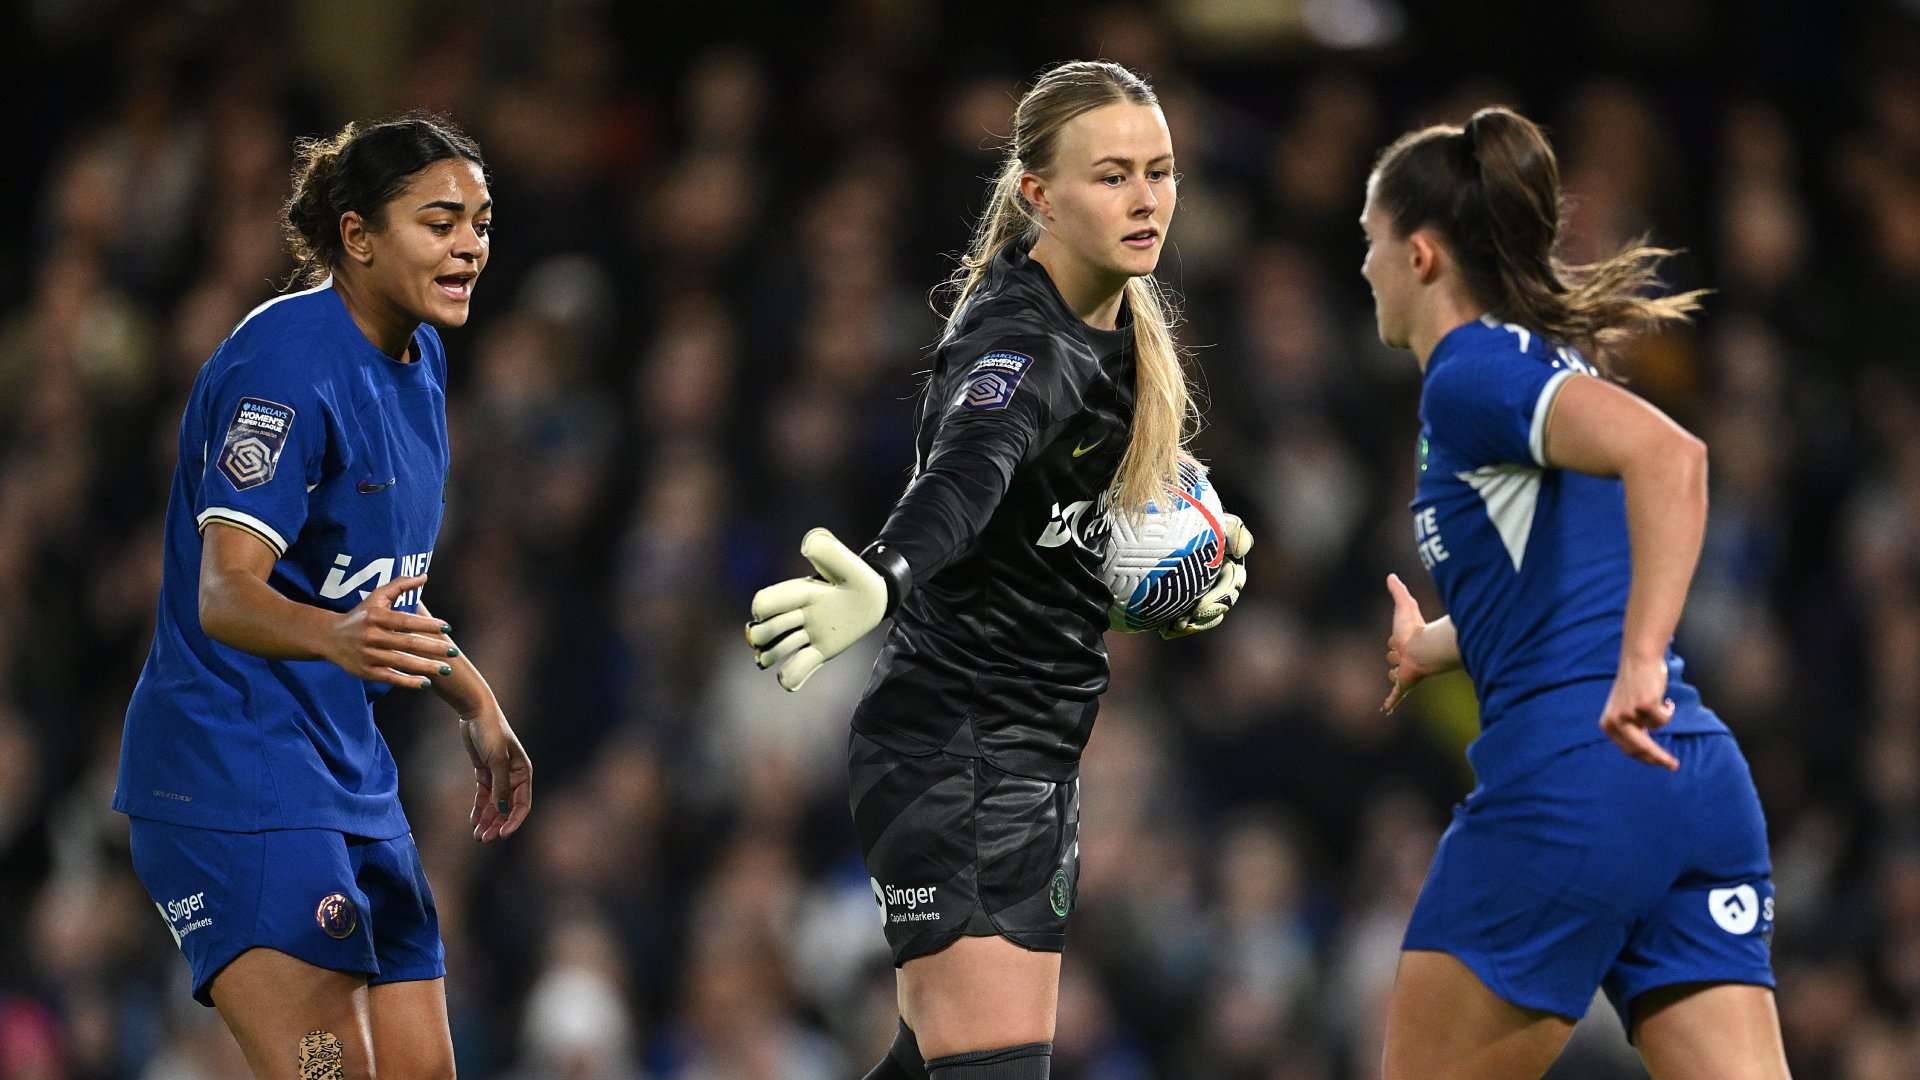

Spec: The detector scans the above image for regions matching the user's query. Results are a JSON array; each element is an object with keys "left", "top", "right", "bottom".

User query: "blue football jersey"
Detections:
[
  {"left": 115, "top": 280, "right": 449, "bottom": 837},
  {"left": 1412, "top": 316, "right": 1726, "bottom": 788}
]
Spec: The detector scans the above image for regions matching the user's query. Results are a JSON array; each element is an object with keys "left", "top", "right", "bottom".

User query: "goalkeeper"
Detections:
[{"left": 744, "top": 62, "right": 1249, "bottom": 1080}]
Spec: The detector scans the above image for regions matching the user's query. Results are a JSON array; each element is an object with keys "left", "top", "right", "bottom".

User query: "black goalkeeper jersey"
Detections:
[{"left": 852, "top": 242, "right": 1136, "bottom": 782}]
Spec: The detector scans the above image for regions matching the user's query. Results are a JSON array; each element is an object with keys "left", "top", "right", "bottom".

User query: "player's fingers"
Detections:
[
  {"left": 365, "top": 574, "right": 427, "bottom": 607},
  {"left": 374, "top": 630, "right": 458, "bottom": 660},
  {"left": 750, "top": 577, "right": 824, "bottom": 621},
  {"left": 1604, "top": 716, "right": 1679, "bottom": 771},
  {"left": 1225, "top": 515, "right": 1253, "bottom": 560},
  {"left": 754, "top": 627, "right": 811, "bottom": 670},
  {"left": 368, "top": 665, "right": 433, "bottom": 691},
  {"left": 379, "top": 610, "right": 453, "bottom": 636},
  {"left": 370, "top": 648, "right": 448, "bottom": 680},
  {"left": 502, "top": 767, "right": 532, "bottom": 837},
  {"left": 1383, "top": 679, "right": 1409, "bottom": 714},
  {"left": 800, "top": 528, "right": 864, "bottom": 585},
  {"left": 744, "top": 609, "right": 806, "bottom": 649},
  {"left": 1385, "top": 573, "right": 1423, "bottom": 618},
  {"left": 777, "top": 646, "right": 827, "bottom": 692}
]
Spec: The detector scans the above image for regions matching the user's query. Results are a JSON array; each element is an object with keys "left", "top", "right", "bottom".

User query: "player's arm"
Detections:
[
  {"left": 413, "top": 600, "right": 530, "bottom": 843},
  {"left": 747, "top": 341, "right": 1060, "bottom": 691},
  {"left": 197, "top": 523, "right": 452, "bottom": 690},
  {"left": 1542, "top": 374, "right": 1707, "bottom": 770}
]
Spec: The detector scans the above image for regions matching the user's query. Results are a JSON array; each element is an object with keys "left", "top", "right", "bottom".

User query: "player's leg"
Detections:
[
  {"left": 849, "top": 734, "right": 1074, "bottom": 1077},
  {"left": 1382, "top": 950, "right": 1575, "bottom": 1080},
  {"left": 899, "top": 935, "right": 1060, "bottom": 1060},
  {"left": 208, "top": 948, "right": 375, "bottom": 1080},
  {"left": 1607, "top": 734, "right": 1786, "bottom": 1079},
  {"left": 360, "top": 833, "right": 455, "bottom": 1079},
  {"left": 129, "top": 822, "right": 385, "bottom": 1080},
  {"left": 368, "top": 978, "right": 456, "bottom": 1080},
  {"left": 1630, "top": 982, "right": 1790, "bottom": 1079}
]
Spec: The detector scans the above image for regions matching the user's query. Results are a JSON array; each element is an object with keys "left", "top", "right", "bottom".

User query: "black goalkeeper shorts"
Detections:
[{"left": 848, "top": 730, "right": 1081, "bottom": 967}]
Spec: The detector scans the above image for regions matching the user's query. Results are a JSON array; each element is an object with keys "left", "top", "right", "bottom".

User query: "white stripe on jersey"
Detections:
[
  {"left": 196, "top": 507, "right": 290, "bottom": 556},
  {"left": 230, "top": 276, "right": 334, "bottom": 337},
  {"left": 1528, "top": 368, "right": 1579, "bottom": 467},
  {"left": 1458, "top": 465, "right": 1540, "bottom": 572}
]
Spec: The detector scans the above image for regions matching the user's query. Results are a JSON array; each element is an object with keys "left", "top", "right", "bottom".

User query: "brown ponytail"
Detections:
[{"left": 1373, "top": 106, "right": 1706, "bottom": 372}]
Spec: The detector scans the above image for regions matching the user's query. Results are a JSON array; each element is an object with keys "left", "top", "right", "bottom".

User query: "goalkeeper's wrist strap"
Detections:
[{"left": 860, "top": 542, "right": 913, "bottom": 619}]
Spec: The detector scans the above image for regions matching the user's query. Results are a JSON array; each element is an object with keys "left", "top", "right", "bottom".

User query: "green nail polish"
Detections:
[
  {"left": 418, "top": 678, "right": 431, "bottom": 689},
  {"left": 496, "top": 799, "right": 509, "bottom": 814},
  {"left": 440, "top": 623, "right": 452, "bottom": 634},
  {"left": 447, "top": 646, "right": 459, "bottom": 657},
  {"left": 438, "top": 665, "right": 453, "bottom": 676}
]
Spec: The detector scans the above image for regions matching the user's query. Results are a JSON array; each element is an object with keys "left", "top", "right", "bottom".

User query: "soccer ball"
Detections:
[{"left": 1101, "top": 458, "right": 1229, "bottom": 633}]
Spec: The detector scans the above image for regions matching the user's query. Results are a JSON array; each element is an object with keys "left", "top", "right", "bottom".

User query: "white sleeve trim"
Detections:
[
  {"left": 1529, "top": 368, "right": 1579, "bottom": 467},
  {"left": 197, "top": 507, "right": 289, "bottom": 557}
]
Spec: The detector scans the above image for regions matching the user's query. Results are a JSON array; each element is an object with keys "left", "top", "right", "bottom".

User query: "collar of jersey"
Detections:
[{"left": 322, "top": 285, "right": 434, "bottom": 380}]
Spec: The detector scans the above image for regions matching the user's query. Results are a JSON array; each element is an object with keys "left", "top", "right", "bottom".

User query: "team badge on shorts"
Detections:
[
  {"left": 959, "top": 351, "right": 1033, "bottom": 411},
  {"left": 1049, "top": 867, "right": 1072, "bottom": 918},
  {"left": 315, "top": 892, "right": 357, "bottom": 939},
  {"left": 219, "top": 397, "right": 296, "bottom": 491}
]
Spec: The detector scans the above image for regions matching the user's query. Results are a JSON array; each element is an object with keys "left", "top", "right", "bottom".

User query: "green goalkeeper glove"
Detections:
[
  {"left": 1160, "top": 513, "right": 1253, "bottom": 639},
  {"left": 746, "top": 528, "right": 893, "bottom": 692}
]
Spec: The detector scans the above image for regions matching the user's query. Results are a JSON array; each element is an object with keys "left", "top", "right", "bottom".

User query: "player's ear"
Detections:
[
  {"left": 1019, "top": 172, "right": 1052, "bottom": 221},
  {"left": 1408, "top": 231, "right": 1444, "bottom": 285},
  {"left": 339, "top": 211, "right": 375, "bottom": 267}
]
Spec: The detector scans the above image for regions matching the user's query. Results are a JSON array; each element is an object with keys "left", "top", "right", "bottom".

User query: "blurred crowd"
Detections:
[{"left": 5, "top": 1, "right": 1920, "bottom": 1078}]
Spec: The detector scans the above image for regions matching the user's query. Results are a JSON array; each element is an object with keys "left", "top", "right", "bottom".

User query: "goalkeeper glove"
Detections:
[
  {"left": 1161, "top": 513, "right": 1253, "bottom": 639},
  {"left": 746, "top": 528, "right": 905, "bottom": 692}
]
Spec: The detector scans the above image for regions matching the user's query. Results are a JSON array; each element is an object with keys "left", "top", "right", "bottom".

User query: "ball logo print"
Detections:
[{"left": 1708, "top": 884, "right": 1760, "bottom": 934}]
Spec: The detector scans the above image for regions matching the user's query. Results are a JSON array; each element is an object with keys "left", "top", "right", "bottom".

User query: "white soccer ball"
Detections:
[{"left": 1101, "top": 458, "right": 1230, "bottom": 633}]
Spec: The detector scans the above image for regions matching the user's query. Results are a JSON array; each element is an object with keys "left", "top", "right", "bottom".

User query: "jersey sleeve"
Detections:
[
  {"left": 192, "top": 352, "right": 331, "bottom": 558},
  {"left": 1424, "top": 351, "right": 1580, "bottom": 470},
  {"left": 874, "top": 335, "right": 1092, "bottom": 586}
]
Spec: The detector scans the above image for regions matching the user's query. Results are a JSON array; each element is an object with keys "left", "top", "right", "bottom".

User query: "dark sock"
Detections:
[
  {"left": 925, "top": 1041, "right": 1051, "bottom": 1079},
  {"left": 861, "top": 1019, "right": 929, "bottom": 1080}
]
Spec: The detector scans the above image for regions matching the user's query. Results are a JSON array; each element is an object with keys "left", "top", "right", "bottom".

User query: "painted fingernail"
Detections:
[
  {"left": 497, "top": 799, "right": 509, "bottom": 814},
  {"left": 438, "top": 665, "right": 453, "bottom": 676},
  {"left": 440, "top": 623, "right": 453, "bottom": 634},
  {"left": 418, "top": 678, "right": 432, "bottom": 689},
  {"left": 447, "top": 646, "right": 459, "bottom": 657}
]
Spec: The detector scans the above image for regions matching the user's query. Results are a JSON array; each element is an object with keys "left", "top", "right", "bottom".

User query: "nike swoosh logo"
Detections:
[
  {"left": 356, "top": 478, "right": 396, "bottom": 494},
  {"left": 1072, "top": 437, "right": 1105, "bottom": 458}
]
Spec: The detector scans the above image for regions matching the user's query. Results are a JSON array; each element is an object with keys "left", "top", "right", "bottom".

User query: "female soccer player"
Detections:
[
  {"left": 745, "top": 62, "right": 1250, "bottom": 1080},
  {"left": 1363, "top": 106, "right": 1789, "bottom": 1078},
  {"left": 115, "top": 114, "right": 532, "bottom": 1080}
]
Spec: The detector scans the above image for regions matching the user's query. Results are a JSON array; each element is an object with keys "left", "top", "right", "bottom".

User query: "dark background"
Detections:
[{"left": 4, "top": 1, "right": 1918, "bottom": 1076}]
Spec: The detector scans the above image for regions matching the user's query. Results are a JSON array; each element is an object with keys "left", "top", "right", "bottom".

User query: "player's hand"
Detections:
[
  {"left": 321, "top": 575, "right": 452, "bottom": 690},
  {"left": 460, "top": 705, "right": 532, "bottom": 842},
  {"left": 1381, "top": 573, "right": 1459, "bottom": 712},
  {"left": 1598, "top": 653, "right": 1679, "bottom": 771},
  {"left": 746, "top": 528, "right": 887, "bottom": 691},
  {"left": 1162, "top": 514, "right": 1253, "bottom": 639}
]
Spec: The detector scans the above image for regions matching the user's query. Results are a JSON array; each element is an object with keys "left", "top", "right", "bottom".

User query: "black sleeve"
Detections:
[{"left": 872, "top": 337, "right": 1088, "bottom": 590}]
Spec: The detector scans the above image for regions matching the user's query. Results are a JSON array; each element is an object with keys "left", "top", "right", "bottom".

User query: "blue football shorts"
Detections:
[
  {"left": 1403, "top": 731, "right": 1776, "bottom": 1026},
  {"left": 129, "top": 820, "right": 444, "bottom": 1006}
]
